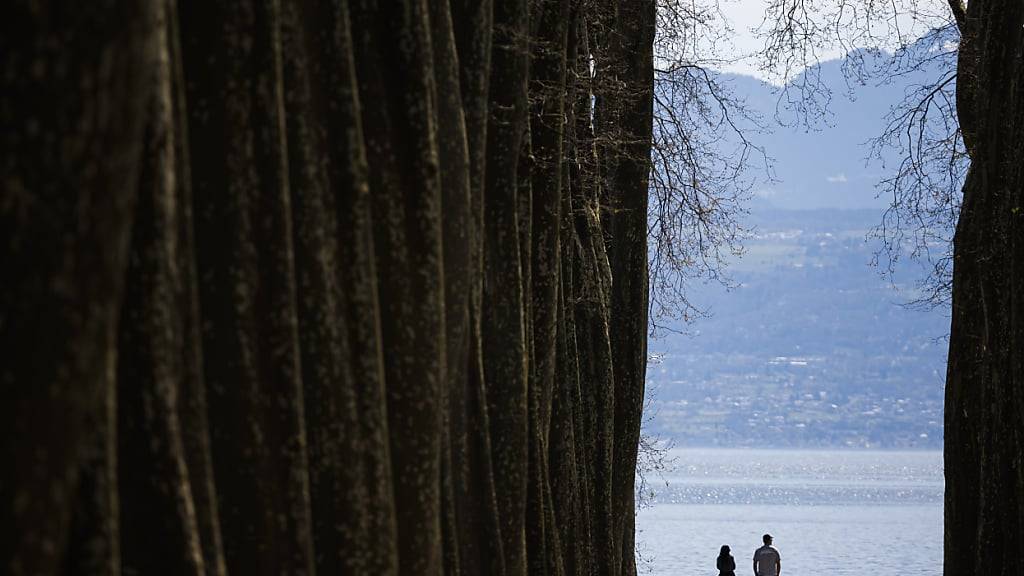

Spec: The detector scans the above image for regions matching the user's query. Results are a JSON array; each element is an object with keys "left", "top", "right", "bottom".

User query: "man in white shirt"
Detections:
[{"left": 753, "top": 534, "right": 781, "bottom": 576}]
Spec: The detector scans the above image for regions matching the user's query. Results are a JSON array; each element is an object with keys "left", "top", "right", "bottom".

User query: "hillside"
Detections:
[
  {"left": 647, "top": 55, "right": 952, "bottom": 449},
  {"left": 647, "top": 207, "right": 949, "bottom": 449}
]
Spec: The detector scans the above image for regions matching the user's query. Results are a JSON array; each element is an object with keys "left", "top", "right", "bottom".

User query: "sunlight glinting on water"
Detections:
[{"left": 636, "top": 448, "right": 943, "bottom": 575}]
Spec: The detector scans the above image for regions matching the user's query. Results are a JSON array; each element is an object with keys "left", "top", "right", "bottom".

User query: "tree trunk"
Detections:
[
  {"left": 1, "top": 2, "right": 657, "bottom": 574},
  {"left": 449, "top": 2, "right": 509, "bottom": 575},
  {"left": 116, "top": 4, "right": 207, "bottom": 573},
  {"left": 605, "top": 4, "right": 655, "bottom": 574},
  {"left": 350, "top": 2, "right": 448, "bottom": 574},
  {"left": 179, "top": 2, "right": 315, "bottom": 574},
  {"left": 483, "top": 0, "right": 532, "bottom": 573},
  {"left": 280, "top": 2, "right": 379, "bottom": 573},
  {"left": 945, "top": 3, "right": 1024, "bottom": 575},
  {"left": 0, "top": 2, "right": 152, "bottom": 573},
  {"left": 307, "top": 2, "right": 399, "bottom": 572}
]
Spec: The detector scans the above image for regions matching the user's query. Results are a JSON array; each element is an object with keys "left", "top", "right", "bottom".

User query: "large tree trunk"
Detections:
[
  {"left": 117, "top": 4, "right": 208, "bottom": 574},
  {"left": 431, "top": 2, "right": 469, "bottom": 573},
  {"left": 0, "top": 2, "right": 657, "bottom": 575},
  {"left": 350, "top": 2, "right": 448, "bottom": 575},
  {"left": 179, "top": 2, "right": 316, "bottom": 574},
  {"left": 448, "top": 3, "right": 508, "bottom": 575},
  {"left": 0, "top": 2, "right": 152, "bottom": 574},
  {"left": 944, "top": 3, "right": 1024, "bottom": 575},
  {"left": 307, "top": 2, "right": 399, "bottom": 572},
  {"left": 588, "top": 1, "right": 656, "bottom": 573},
  {"left": 279, "top": 2, "right": 381, "bottom": 573},
  {"left": 573, "top": 61, "right": 619, "bottom": 574},
  {"left": 604, "top": 5, "right": 656, "bottom": 575},
  {"left": 526, "top": 1, "right": 572, "bottom": 574},
  {"left": 482, "top": 0, "right": 532, "bottom": 573},
  {"left": 167, "top": 2, "right": 230, "bottom": 571}
]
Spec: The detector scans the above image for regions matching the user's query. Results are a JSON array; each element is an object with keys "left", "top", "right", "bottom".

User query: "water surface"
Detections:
[{"left": 636, "top": 448, "right": 943, "bottom": 575}]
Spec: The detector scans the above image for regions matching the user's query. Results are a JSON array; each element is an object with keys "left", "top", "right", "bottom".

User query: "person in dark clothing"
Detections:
[{"left": 717, "top": 545, "right": 737, "bottom": 576}]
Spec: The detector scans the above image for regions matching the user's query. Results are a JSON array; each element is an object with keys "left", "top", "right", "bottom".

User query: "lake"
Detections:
[{"left": 635, "top": 448, "right": 943, "bottom": 575}]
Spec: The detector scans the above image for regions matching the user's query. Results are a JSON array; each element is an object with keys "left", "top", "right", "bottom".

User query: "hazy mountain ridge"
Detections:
[
  {"left": 647, "top": 207, "right": 948, "bottom": 449},
  {"left": 712, "top": 48, "right": 946, "bottom": 210},
  {"left": 647, "top": 53, "right": 951, "bottom": 449}
]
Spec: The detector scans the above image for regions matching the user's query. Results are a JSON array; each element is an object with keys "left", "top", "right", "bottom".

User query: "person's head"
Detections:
[
  {"left": 719, "top": 545, "right": 731, "bottom": 557},
  {"left": 762, "top": 534, "right": 773, "bottom": 546}
]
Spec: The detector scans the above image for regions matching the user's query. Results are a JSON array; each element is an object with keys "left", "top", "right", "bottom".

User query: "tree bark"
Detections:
[
  {"left": 483, "top": 0, "right": 532, "bottom": 573},
  {"left": 0, "top": 2, "right": 658, "bottom": 574},
  {"left": 306, "top": 2, "right": 399, "bottom": 572},
  {"left": 596, "top": 3, "right": 656, "bottom": 574},
  {"left": 116, "top": 5, "right": 208, "bottom": 574},
  {"left": 350, "top": 2, "right": 447, "bottom": 574},
  {"left": 167, "top": 1, "right": 229, "bottom": 570},
  {"left": 0, "top": 2, "right": 151, "bottom": 573},
  {"left": 448, "top": 3, "right": 508, "bottom": 574},
  {"left": 179, "top": 2, "right": 315, "bottom": 574},
  {"left": 280, "top": 2, "right": 382, "bottom": 573},
  {"left": 945, "top": 3, "right": 1024, "bottom": 575}
]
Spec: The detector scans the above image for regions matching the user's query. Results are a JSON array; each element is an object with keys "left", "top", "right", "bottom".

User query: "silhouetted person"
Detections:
[
  {"left": 753, "top": 534, "right": 781, "bottom": 576},
  {"left": 717, "top": 545, "right": 736, "bottom": 576}
]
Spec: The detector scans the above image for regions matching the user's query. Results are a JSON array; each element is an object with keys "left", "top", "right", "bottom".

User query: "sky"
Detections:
[
  {"left": 702, "top": 0, "right": 952, "bottom": 80},
  {"left": 714, "top": 0, "right": 789, "bottom": 77}
]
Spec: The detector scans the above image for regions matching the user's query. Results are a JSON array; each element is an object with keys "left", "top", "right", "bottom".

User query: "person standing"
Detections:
[
  {"left": 753, "top": 534, "right": 781, "bottom": 576},
  {"left": 717, "top": 545, "right": 737, "bottom": 576}
]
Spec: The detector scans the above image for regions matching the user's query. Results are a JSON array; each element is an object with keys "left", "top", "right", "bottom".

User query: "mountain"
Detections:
[
  {"left": 646, "top": 53, "right": 953, "bottom": 449},
  {"left": 711, "top": 49, "right": 946, "bottom": 210}
]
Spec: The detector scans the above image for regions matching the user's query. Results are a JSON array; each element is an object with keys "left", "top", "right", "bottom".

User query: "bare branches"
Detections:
[
  {"left": 634, "top": 360, "right": 674, "bottom": 511},
  {"left": 754, "top": 0, "right": 964, "bottom": 308},
  {"left": 646, "top": 0, "right": 771, "bottom": 331},
  {"left": 865, "top": 20, "right": 963, "bottom": 308},
  {"left": 755, "top": 0, "right": 954, "bottom": 123},
  {"left": 649, "top": 66, "right": 765, "bottom": 326},
  {"left": 868, "top": 66, "right": 965, "bottom": 307}
]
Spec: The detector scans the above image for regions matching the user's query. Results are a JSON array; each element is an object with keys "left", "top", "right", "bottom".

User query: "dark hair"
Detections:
[
  {"left": 762, "top": 534, "right": 772, "bottom": 544},
  {"left": 719, "top": 545, "right": 731, "bottom": 557}
]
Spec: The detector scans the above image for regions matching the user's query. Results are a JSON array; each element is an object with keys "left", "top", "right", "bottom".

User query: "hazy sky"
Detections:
[
  {"left": 701, "top": 0, "right": 847, "bottom": 79},
  {"left": 705, "top": 0, "right": 951, "bottom": 79}
]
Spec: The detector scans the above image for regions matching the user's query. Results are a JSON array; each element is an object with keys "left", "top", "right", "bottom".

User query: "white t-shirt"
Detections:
[{"left": 753, "top": 545, "right": 780, "bottom": 576}]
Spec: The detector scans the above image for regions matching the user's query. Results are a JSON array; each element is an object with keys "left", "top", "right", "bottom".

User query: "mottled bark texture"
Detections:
[
  {"left": 0, "top": 2, "right": 153, "bottom": 574},
  {"left": 601, "top": 5, "right": 656, "bottom": 576},
  {"left": 117, "top": 4, "right": 209, "bottom": 574},
  {"left": 1, "top": 1, "right": 656, "bottom": 575},
  {"left": 944, "top": 2, "right": 1024, "bottom": 575}
]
